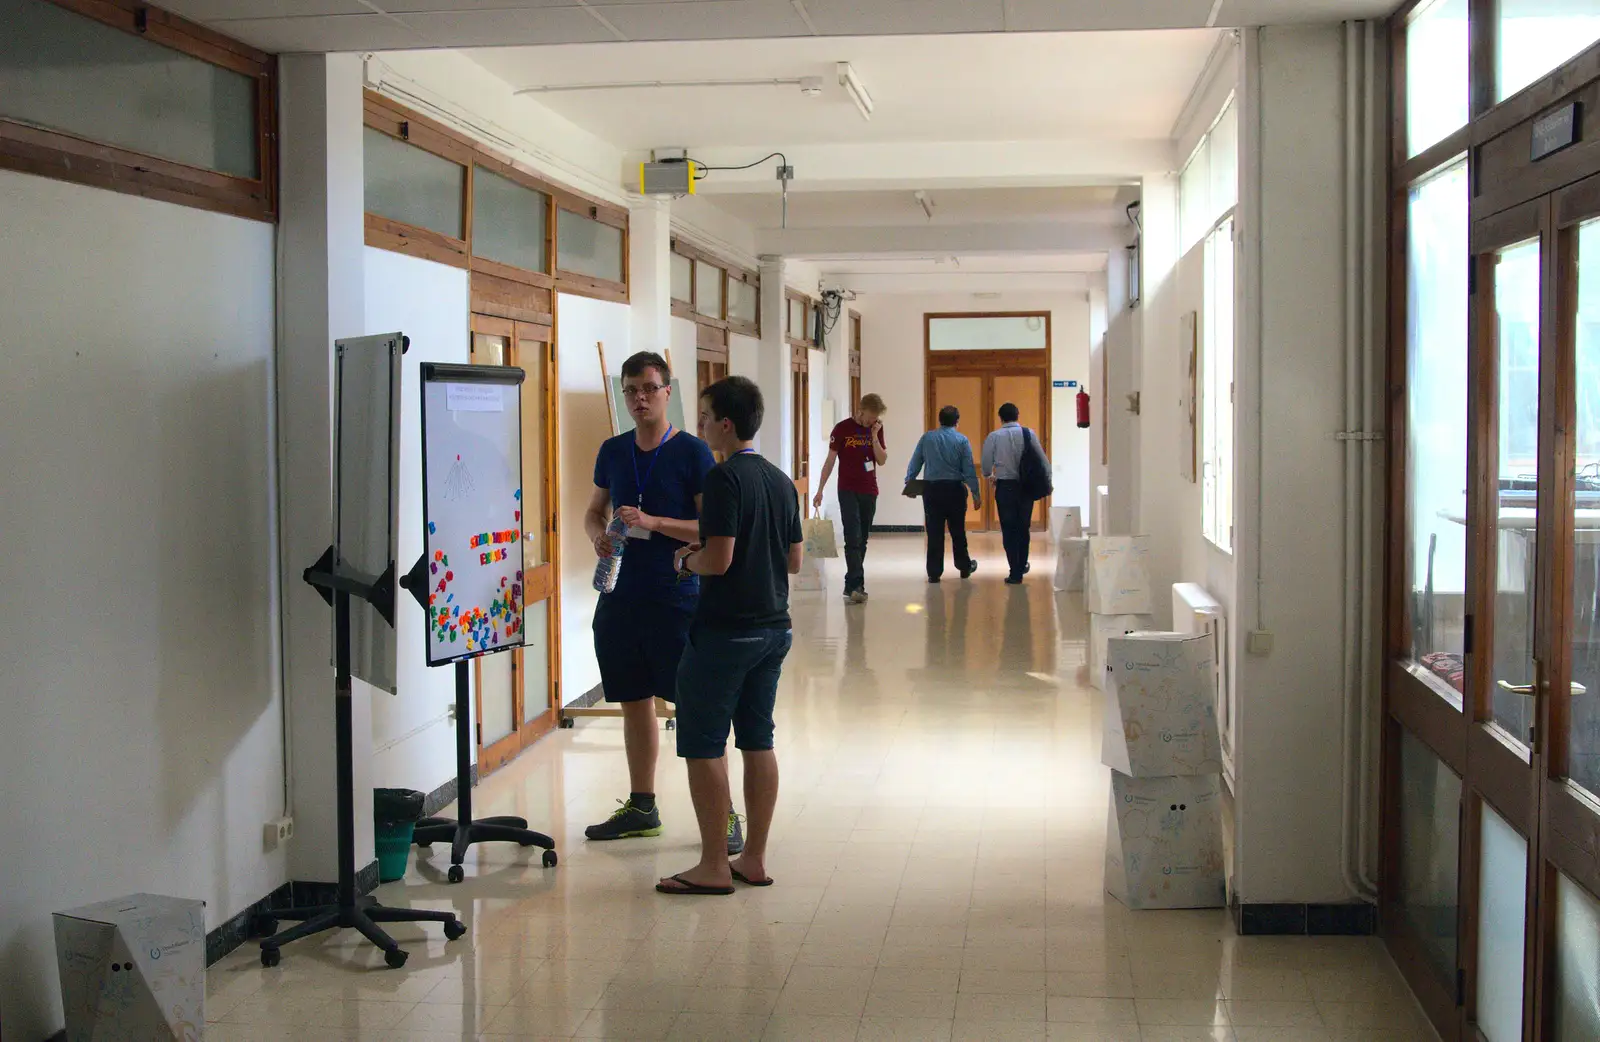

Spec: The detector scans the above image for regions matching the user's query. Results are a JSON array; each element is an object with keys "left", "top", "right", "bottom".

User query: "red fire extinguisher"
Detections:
[{"left": 1076, "top": 388, "right": 1091, "bottom": 429}]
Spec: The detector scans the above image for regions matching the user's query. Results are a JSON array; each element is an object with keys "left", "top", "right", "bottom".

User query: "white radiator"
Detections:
[{"left": 1172, "top": 583, "right": 1232, "bottom": 788}]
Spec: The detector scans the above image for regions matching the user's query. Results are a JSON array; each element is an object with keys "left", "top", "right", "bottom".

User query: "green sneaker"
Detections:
[
  {"left": 727, "top": 811, "right": 746, "bottom": 856},
  {"left": 585, "top": 798, "right": 663, "bottom": 840}
]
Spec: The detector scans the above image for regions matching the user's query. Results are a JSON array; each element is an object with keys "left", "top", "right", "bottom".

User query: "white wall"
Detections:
[
  {"left": 0, "top": 172, "right": 282, "bottom": 1035},
  {"left": 853, "top": 291, "right": 1093, "bottom": 528},
  {"left": 1231, "top": 24, "right": 1358, "bottom": 905},
  {"left": 557, "top": 293, "right": 632, "bottom": 702},
  {"left": 363, "top": 247, "right": 473, "bottom": 790}
]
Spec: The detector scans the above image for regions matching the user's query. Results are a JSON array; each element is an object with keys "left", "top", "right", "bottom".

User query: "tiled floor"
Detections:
[{"left": 207, "top": 534, "right": 1436, "bottom": 1042}]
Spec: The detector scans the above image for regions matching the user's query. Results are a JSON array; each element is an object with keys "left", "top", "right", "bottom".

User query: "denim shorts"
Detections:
[
  {"left": 592, "top": 594, "right": 695, "bottom": 704},
  {"left": 674, "top": 627, "right": 794, "bottom": 759}
]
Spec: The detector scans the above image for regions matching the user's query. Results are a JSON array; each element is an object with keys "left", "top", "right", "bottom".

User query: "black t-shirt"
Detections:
[{"left": 695, "top": 451, "right": 804, "bottom": 631}]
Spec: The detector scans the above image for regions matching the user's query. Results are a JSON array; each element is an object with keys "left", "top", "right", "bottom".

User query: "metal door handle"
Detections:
[{"left": 1497, "top": 681, "right": 1535, "bottom": 696}]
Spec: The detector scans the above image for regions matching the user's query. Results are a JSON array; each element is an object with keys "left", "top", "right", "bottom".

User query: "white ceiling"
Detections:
[
  {"left": 469, "top": 32, "right": 1219, "bottom": 149},
  {"left": 708, "top": 187, "right": 1128, "bottom": 230},
  {"left": 164, "top": 0, "right": 1401, "bottom": 53}
]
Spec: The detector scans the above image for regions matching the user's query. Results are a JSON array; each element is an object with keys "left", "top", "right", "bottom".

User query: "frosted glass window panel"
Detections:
[
  {"left": 472, "top": 166, "right": 547, "bottom": 274},
  {"left": 1572, "top": 219, "right": 1600, "bottom": 799},
  {"left": 1499, "top": 0, "right": 1600, "bottom": 102},
  {"left": 695, "top": 260, "right": 723, "bottom": 319},
  {"left": 1208, "top": 101, "right": 1238, "bottom": 223},
  {"left": 479, "top": 655, "right": 514, "bottom": 746},
  {"left": 671, "top": 252, "right": 693, "bottom": 302},
  {"left": 1397, "top": 729, "right": 1462, "bottom": 987},
  {"left": 364, "top": 127, "right": 464, "bottom": 240},
  {"left": 789, "top": 297, "right": 806, "bottom": 337},
  {"left": 1180, "top": 141, "right": 1211, "bottom": 252},
  {"left": 557, "top": 209, "right": 624, "bottom": 283},
  {"left": 1491, "top": 239, "right": 1542, "bottom": 749},
  {"left": 728, "top": 278, "right": 758, "bottom": 326},
  {"left": 522, "top": 600, "right": 550, "bottom": 725},
  {"left": 1407, "top": 0, "right": 1469, "bottom": 156},
  {"left": 1555, "top": 872, "right": 1600, "bottom": 1040},
  {"left": 1476, "top": 803, "right": 1529, "bottom": 1042},
  {"left": 1405, "top": 160, "right": 1471, "bottom": 687},
  {"left": 0, "top": 0, "right": 257, "bottom": 179},
  {"left": 928, "top": 315, "right": 1048, "bottom": 352}
]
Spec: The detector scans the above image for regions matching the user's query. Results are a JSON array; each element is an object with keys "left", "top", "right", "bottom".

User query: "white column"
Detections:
[
  {"left": 757, "top": 256, "right": 792, "bottom": 467},
  {"left": 277, "top": 53, "right": 372, "bottom": 884},
  {"left": 629, "top": 197, "right": 673, "bottom": 361}
]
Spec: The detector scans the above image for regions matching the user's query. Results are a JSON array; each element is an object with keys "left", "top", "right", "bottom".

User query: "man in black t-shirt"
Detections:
[{"left": 658, "top": 377, "right": 803, "bottom": 896}]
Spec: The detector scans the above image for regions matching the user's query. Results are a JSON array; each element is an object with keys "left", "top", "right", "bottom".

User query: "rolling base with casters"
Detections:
[
  {"left": 258, "top": 896, "right": 466, "bottom": 968},
  {"left": 409, "top": 655, "right": 557, "bottom": 884},
  {"left": 260, "top": 551, "right": 466, "bottom": 967}
]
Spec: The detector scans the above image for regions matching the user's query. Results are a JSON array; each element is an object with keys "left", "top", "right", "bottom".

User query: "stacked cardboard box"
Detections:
[
  {"left": 1085, "top": 536, "right": 1153, "bottom": 689},
  {"left": 54, "top": 893, "right": 206, "bottom": 1040},
  {"left": 1102, "top": 631, "right": 1227, "bottom": 910}
]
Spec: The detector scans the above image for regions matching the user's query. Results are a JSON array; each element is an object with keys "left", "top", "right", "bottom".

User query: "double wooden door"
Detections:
[
  {"left": 927, "top": 368, "right": 1049, "bottom": 531},
  {"left": 469, "top": 314, "right": 561, "bottom": 774},
  {"left": 1386, "top": 171, "right": 1600, "bottom": 1041}
]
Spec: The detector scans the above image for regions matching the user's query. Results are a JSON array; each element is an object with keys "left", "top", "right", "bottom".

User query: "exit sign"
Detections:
[{"left": 1053, "top": 380, "right": 1078, "bottom": 388}]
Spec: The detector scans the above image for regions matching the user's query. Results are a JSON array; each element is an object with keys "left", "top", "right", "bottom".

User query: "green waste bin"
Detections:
[{"left": 374, "top": 788, "right": 425, "bottom": 883}]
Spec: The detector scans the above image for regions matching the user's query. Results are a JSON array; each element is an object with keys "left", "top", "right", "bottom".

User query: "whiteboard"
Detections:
[
  {"left": 419, "top": 363, "right": 527, "bottom": 666},
  {"left": 334, "top": 332, "right": 403, "bottom": 693},
  {"left": 607, "top": 374, "right": 688, "bottom": 436}
]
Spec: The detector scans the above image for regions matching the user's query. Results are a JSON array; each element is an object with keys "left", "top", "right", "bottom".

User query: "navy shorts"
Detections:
[
  {"left": 592, "top": 595, "right": 695, "bottom": 704},
  {"left": 674, "top": 627, "right": 794, "bottom": 759}
]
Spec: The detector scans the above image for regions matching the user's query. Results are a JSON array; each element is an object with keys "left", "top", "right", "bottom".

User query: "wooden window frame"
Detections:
[
  {"left": 363, "top": 90, "right": 628, "bottom": 304},
  {"left": 672, "top": 236, "right": 760, "bottom": 338},
  {"left": 1383, "top": 6, "right": 1600, "bottom": 1040},
  {"left": 786, "top": 289, "right": 816, "bottom": 349},
  {"left": 0, "top": 0, "right": 278, "bottom": 222}
]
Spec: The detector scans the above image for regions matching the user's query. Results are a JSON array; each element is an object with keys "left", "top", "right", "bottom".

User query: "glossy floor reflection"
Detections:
[{"left": 207, "top": 534, "right": 1435, "bottom": 1041}]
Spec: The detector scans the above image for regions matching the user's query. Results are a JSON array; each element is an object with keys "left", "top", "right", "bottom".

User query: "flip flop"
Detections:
[
  {"left": 731, "top": 866, "right": 774, "bottom": 887},
  {"left": 655, "top": 873, "right": 735, "bottom": 896}
]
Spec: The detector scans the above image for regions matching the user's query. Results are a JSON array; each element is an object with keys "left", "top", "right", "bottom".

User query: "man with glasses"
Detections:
[{"left": 584, "top": 352, "right": 742, "bottom": 849}]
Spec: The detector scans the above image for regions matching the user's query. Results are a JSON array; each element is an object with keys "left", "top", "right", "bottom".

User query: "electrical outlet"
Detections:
[
  {"left": 263, "top": 816, "right": 294, "bottom": 849},
  {"left": 1247, "top": 630, "right": 1274, "bottom": 656},
  {"left": 447, "top": 702, "right": 458, "bottom": 723}
]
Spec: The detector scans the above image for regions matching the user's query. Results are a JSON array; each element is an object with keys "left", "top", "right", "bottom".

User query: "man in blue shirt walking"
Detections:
[{"left": 905, "top": 405, "right": 982, "bottom": 583}]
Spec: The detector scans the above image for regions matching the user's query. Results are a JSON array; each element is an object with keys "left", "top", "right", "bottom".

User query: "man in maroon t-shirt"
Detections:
[{"left": 813, "top": 393, "right": 888, "bottom": 603}]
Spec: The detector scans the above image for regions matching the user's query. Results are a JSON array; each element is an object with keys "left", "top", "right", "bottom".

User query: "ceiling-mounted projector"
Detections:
[{"left": 639, "top": 149, "right": 698, "bottom": 197}]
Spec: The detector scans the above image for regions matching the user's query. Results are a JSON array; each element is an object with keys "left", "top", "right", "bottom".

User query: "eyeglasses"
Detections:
[{"left": 622, "top": 383, "right": 667, "bottom": 399}]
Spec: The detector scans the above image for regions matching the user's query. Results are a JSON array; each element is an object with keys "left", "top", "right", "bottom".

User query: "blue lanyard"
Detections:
[
  {"left": 734, "top": 448, "right": 756, "bottom": 456},
  {"left": 632, "top": 425, "right": 671, "bottom": 507}
]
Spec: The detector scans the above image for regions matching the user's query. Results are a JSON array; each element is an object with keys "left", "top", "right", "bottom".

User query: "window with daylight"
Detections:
[
  {"left": 1180, "top": 98, "right": 1238, "bottom": 253},
  {"left": 1202, "top": 217, "right": 1236, "bottom": 553}
]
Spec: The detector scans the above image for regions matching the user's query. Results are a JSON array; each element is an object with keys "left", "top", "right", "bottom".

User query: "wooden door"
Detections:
[
  {"left": 991, "top": 372, "right": 1050, "bottom": 528},
  {"left": 930, "top": 374, "right": 985, "bottom": 529},
  {"left": 470, "top": 313, "right": 560, "bottom": 774}
]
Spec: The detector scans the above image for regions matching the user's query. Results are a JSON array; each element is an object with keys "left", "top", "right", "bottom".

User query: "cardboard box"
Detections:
[
  {"left": 54, "top": 894, "right": 205, "bottom": 1041},
  {"left": 1105, "top": 772, "right": 1226, "bottom": 910},
  {"left": 1053, "top": 536, "right": 1088, "bottom": 593},
  {"left": 1102, "top": 632, "right": 1222, "bottom": 777},
  {"left": 1088, "top": 613, "right": 1155, "bottom": 690},
  {"left": 1086, "top": 536, "right": 1152, "bottom": 615},
  {"left": 1050, "top": 506, "right": 1083, "bottom": 542}
]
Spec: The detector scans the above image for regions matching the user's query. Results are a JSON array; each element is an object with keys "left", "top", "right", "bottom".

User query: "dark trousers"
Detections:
[
  {"left": 838, "top": 490, "right": 878, "bottom": 594},
  {"left": 995, "top": 479, "right": 1033, "bottom": 580},
  {"left": 922, "top": 480, "right": 973, "bottom": 580}
]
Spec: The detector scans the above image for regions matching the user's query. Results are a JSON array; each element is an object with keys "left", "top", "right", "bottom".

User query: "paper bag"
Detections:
[{"left": 802, "top": 517, "right": 839, "bottom": 559}]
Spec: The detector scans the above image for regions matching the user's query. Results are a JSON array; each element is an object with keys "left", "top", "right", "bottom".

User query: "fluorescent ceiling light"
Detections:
[
  {"left": 837, "top": 62, "right": 873, "bottom": 122},
  {"left": 515, "top": 78, "right": 823, "bottom": 96}
]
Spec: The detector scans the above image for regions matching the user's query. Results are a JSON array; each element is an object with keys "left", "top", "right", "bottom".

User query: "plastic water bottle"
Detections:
[{"left": 592, "top": 514, "right": 629, "bottom": 594}]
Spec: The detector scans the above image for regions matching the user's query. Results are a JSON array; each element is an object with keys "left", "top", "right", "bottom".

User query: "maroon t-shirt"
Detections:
[{"left": 829, "top": 418, "right": 886, "bottom": 496}]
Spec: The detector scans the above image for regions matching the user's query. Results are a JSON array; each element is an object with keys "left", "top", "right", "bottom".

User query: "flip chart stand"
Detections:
[{"left": 258, "top": 547, "right": 466, "bottom": 969}]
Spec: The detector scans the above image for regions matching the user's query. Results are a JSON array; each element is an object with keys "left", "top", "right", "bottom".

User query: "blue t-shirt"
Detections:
[{"left": 593, "top": 429, "right": 716, "bottom": 605}]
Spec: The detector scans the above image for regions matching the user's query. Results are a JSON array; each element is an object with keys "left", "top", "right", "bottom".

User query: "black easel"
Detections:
[
  {"left": 258, "top": 547, "right": 466, "bottom": 968},
  {"left": 402, "top": 555, "right": 557, "bottom": 883}
]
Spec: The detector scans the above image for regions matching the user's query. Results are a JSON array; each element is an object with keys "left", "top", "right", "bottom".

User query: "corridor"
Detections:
[{"left": 203, "top": 535, "right": 1433, "bottom": 1042}]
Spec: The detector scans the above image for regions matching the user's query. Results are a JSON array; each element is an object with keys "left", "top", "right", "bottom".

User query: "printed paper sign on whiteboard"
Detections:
[
  {"left": 447, "top": 382, "right": 505, "bottom": 413},
  {"left": 420, "top": 364, "right": 526, "bottom": 666}
]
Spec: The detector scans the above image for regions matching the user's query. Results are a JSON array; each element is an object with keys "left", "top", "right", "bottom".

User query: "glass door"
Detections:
[{"left": 469, "top": 313, "right": 560, "bottom": 774}]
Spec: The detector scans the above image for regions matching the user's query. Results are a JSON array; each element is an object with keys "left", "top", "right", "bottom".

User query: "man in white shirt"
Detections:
[{"left": 981, "top": 402, "right": 1050, "bottom": 585}]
